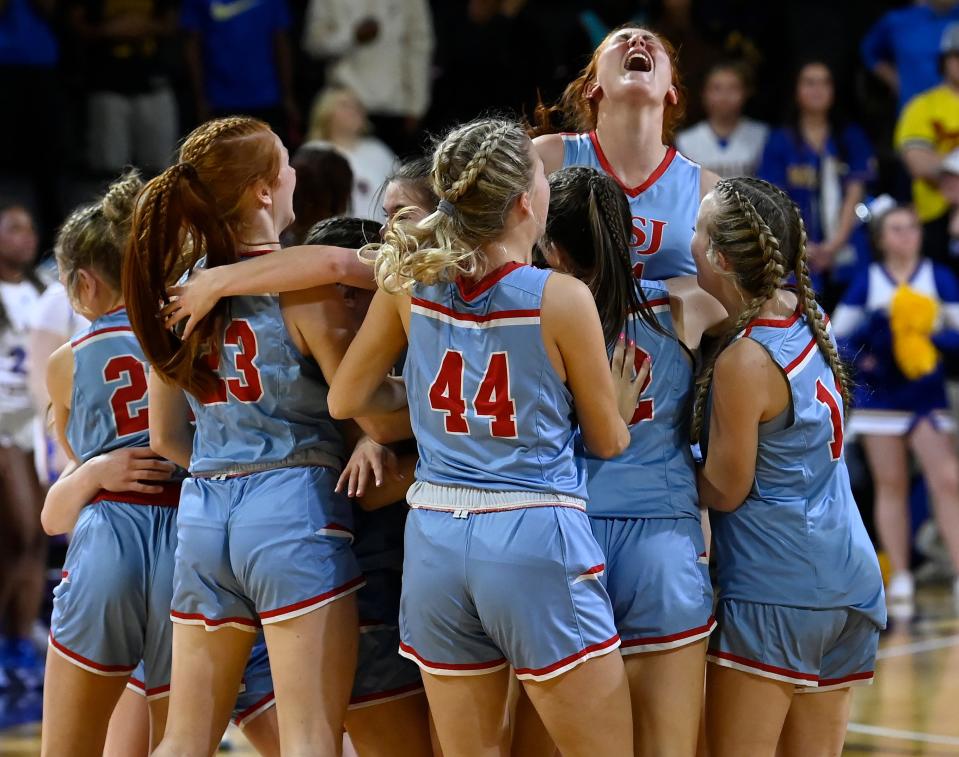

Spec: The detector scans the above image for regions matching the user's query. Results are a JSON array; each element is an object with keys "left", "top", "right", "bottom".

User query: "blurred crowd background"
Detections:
[{"left": 3, "top": 0, "right": 959, "bottom": 716}]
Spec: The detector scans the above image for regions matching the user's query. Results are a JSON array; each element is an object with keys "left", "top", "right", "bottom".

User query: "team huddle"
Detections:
[{"left": 37, "top": 26, "right": 885, "bottom": 757}]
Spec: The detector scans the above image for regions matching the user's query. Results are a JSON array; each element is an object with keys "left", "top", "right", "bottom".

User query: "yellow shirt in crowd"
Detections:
[{"left": 895, "top": 84, "right": 959, "bottom": 223}]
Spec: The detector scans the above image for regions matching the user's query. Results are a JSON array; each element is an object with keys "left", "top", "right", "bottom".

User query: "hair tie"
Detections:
[{"left": 437, "top": 199, "right": 456, "bottom": 218}]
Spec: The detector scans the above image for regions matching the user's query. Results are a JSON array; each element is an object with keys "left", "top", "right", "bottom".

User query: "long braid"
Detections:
[
  {"left": 690, "top": 183, "right": 787, "bottom": 444},
  {"left": 790, "top": 202, "right": 853, "bottom": 411},
  {"left": 443, "top": 122, "right": 515, "bottom": 203}
]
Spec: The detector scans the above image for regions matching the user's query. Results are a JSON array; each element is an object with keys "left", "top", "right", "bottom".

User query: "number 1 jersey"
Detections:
[{"left": 406, "top": 262, "right": 587, "bottom": 498}]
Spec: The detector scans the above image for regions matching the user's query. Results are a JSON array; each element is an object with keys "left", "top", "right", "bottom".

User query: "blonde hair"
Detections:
[
  {"left": 56, "top": 169, "right": 143, "bottom": 302},
  {"left": 689, "top": 177, "right": 851, "bottom": 443},
  {"left": 365, "top": 118, "right": 536, "bottom": 293},
  {"left": 307, "top": 86, "right": 369, "bottom": 142}
]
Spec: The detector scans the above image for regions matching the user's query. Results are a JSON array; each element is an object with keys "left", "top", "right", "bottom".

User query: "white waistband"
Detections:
[
  {"left": 192, "top": 447, "right": 342, "bottom": 479},
  {"left": 406, "top": 481, "right": 586, "bottom": 513}
]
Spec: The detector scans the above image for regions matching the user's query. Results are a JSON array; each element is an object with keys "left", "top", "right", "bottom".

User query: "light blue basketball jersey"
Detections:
[
  {"left": 406, "top": 262, "right": 586, "bottom": 498},
  {"left": 582, "top": 281, "right": 698, "bottom": 519},
  {"left": 185, "top": 251, "right": 343, "bottom": 474},
  {"left": 707, "top": 309, "right": 885, "bottom": 623},
  {"left": 68, "top": 307, "right": 151, "bottom": 462},
  {"left": 561, "top": 132, "right": 700, "bottom": 281}
]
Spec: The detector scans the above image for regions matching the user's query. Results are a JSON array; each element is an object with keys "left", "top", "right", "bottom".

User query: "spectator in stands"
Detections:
[
  {"left": 281, "top": 143, "right": 354, "bottom": 246},
  {"left": 895, "top": 23, "right": 959, "bottom": 269},
  {"left": 69, "top": 0, "right": 178, "bottom": 174},
  {"left": 938, "top": 150, "right": 959, "bottom": 260},
  {"left": 301, "top": 0, "right": 433, "bottom": 155},
  {"left": 181, "top": 0, "right": 298, "bottom": 142},
  {"left": 0, "top": 0, "right": 60, "bottom": 242},
  {"left": 759, "top": 60, "right": 875, "bottom": 306},
  {"left": 306, "top": 87, "right": 396, "bottom": 221},
  {"left": 861, "top": 0, "right": 959, "bottom": 113},
  {"left": 676, "top": 60, "right": 768, "bottom": 178}
]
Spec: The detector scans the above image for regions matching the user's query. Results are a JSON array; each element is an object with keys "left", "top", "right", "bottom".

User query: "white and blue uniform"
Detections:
[
  {"left": 0, "top": 278, "right": 42, "bottom": 450},
  {"left": 832, "top": 259, "right": 959, "bottom": 436},
  {"left": 561, "top": 132, "right": 701, "bottom": 280},
  {"left": 48, "top": 307, "right": 181, "bottom": 694},
  {"left": 705, "top": 307, "right": 886, "bottom": 690},
  {"left": 399, "top": 262, "right": 619, "bottom": 682},
  {"left": 172, "top": 250, "right": 362, "bottom": 631},
  {"left": 584, "top": 282, "right": 714, "bottom": 653}
]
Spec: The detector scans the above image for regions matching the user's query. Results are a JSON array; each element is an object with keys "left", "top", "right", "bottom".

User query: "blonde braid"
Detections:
[
  {"left": 790, "top": 205, "right": 853, "bottom": 411},
  {"left": 689, "top": 183, "right": 788, "bottom": 444},
  {"left": 444, "top": 122, "right": 515, "bottom": 203}
]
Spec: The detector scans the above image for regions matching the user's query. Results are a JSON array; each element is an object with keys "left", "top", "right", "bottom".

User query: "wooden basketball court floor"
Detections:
[{"left": 1, "top": 586, "right": 957, "bottom": 756}]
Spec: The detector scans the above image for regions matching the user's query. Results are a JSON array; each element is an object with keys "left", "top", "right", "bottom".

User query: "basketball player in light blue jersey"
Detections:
[
  {"left": 329, "top": 119, "right": 645, "bottom": 756},
  {"left": 40, "top": 172, "right": 183, "bottom": 757},
  {"left": 123, "top": 117, "right": 406, "bottom": 757},
  {"left": 691, "top": 178, "right": 885, "bottom": 756},
  {"left": 536, "top": 166, "right": 727, "bottom": 756},
  {"left": 533, "top": 26, "right": 719, "bottom": 280}
]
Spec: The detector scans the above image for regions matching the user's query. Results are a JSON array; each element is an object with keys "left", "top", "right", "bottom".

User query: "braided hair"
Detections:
[
  {"left": 689, "top": 177, "right": 850, "bottom": 443},
  {"left": 366, "top": 119, "right": 536, "bottom": 293},
  {"left": 123, "top": 116, "right": 282, "bottom": 397}
]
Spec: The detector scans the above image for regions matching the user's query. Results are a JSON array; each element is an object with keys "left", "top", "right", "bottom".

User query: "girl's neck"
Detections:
[
  {"left": 0, "top": 260, "right": 24, "bottom": 283},
  {"left": 479, "top": 231, "right": 533, "bottom": 274},
  {"left": 594, "top": 105, "right": 669, "bottom": 186},
  {"left": 90, "top": 293, "right": 124, "bottom": 320},
  {"left": 884, "top": 254, "right": 918, "bottom": 281},
  {"left": 723, "top": 287, "right": 797, "bottom": 323},
  {"left": 708, "top": 113, "right": 741, "bottom": 139},
  {"left": 329, "top": 128, "right": 359, "bottom": 150},
  {"left": 237, "top": 214, "right": 282, "bottom": 254},
  {"left": 799, "top": 112, "right": 829, "bottom": 139}
]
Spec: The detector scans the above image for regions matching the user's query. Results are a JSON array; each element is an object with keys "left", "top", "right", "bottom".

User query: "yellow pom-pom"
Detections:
[
  {"left": 890, "top": 284, "right": 938, "bottom": 336},
  {"left": 893, "top": 331, "right": 939, "bottom": 379}
]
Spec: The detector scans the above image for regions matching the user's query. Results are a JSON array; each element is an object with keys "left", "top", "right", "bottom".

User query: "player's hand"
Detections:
[
  {"left": 611, "top": 333, "right": 650, "bottom": 425},
  {"left": 336, "top": 436, "right": 403, "bottom": 498},
  {"left": 160, "top": 268, "right": 223, "bottom": 340},
  {"left": 90, "top": 448, "right": 176, "bottom": 494}
]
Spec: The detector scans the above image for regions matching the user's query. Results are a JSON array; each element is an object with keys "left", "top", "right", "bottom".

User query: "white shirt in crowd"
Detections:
[
  {"left": 302, "top": 0, "right": 434, "bottom": 119},
  {"left": 676, "top": 118, "right": 770, "bottom": 179},
  {"left": 0, "top": 279, "right": 41, "bottom": 447}
]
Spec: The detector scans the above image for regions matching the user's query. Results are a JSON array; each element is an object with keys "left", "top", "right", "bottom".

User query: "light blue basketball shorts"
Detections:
[
  {"left": 171, "top": 467, "right": 363, "bottom": 631},
  {"left": 590, "top": 515, "right": 715, "bottom": 654},
  {"left": 399, "top": 484, "right": 620, "bottom": 682},
  {"left": 49, "top": 487, "right": 179, "bottom": 692},
  {"left": 707, "top": 598, "right": 881, "bottom": 691}
]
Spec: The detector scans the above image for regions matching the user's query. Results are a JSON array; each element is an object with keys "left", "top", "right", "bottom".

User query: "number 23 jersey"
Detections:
[{"left": 406, "top": 262, "right": 587, "bottom": 499}]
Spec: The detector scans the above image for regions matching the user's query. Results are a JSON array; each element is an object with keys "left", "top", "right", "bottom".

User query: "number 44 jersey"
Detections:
[{"left": 406, "top": 262, "right": 587, "bottom": 498}]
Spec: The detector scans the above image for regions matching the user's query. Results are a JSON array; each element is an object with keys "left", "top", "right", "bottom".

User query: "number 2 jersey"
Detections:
[
  {"left": 405, "top": 262, "right": 587, "bottom": 500},
  {"left": 581, "top": 280, "right": 698, "bottom": 519},
  {"left": 184, "top": 252, "right": 343, "bottom": 475},
  {"left": 561, "top": 132, "right": 700, "bottom": 280},
  {"left": 706, "top": 308, "right": 885, "bottom": 625}
]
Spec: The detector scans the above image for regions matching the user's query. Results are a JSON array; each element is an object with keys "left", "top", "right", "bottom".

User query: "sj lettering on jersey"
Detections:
[{"left": 631, "top": 217, "right": 668, "bottom": 256}]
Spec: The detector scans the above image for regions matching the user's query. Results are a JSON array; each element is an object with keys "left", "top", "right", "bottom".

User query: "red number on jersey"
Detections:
[
  {"left": 629, "top": 348, "right": 654, "bottom": 425},
  {"left": 104, "top": 355, "right": 149, "bottom": 436},
  {"left": 202, "top": 320, "right": 264, "bottom": 405},
  {"left": 815, "top": 378, "right": 843, "bottom": 461},
  {"left": 428, "top": 349, "right": 469, "bottom": 434},
  {"left": 473, "top": 352, "right": 517, "bottom": 438},
  {"left": 631, "top": 261, "right": 645, "bottom": 279}
]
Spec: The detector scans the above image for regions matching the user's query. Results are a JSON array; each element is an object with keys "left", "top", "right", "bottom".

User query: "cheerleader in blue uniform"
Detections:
[{"left": 832, "top": 200, "right": 959, "bottom": 605}]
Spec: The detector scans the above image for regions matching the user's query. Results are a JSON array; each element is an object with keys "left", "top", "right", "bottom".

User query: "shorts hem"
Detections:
[
  {"left": 707, "top": 650, "right": 819, "bottom": 687},
  {"left": 47, "top": 634, "right": 136, "bottom": 677},
  {"left": 397, "top": 642, "right": 509, "bottom": 677},
  {"left": 169, "top": 611, "right": 261, "bottom": 633},
  {"left": 233, "top": 692, "right": 277, "bottom": 728},
  {"left": 259, "top": 575, "right": 366, "bottom": 625},
  {"left": 794, "top": 672, "right": 875, "bottom": 692},
  {"left": 348, "top": 682, "right": 425, "bottom": 710},
  {"left": 514, "top": 634, "right": 621, "bottom": 682},
  {"left": 621, "top": 616, "right": 716, "bottom": 655},
  {"left": 125, "top": 678, "right": 171, "bottom": 700}
]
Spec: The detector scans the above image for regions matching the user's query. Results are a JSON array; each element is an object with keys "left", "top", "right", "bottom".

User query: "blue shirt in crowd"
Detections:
[
  {"left": 180, "top": 0, "right": 289, "bottom": 111},
  {"left": 758, "top": 124, "right": 875, "bottom": 284},
  {"left": 0, "top": 0, "right": 58, "bottom": 66},
  {"left": 861, "top": 3, "right": 959, "bottom": 112}
]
